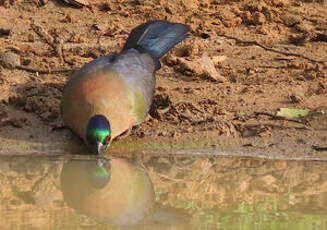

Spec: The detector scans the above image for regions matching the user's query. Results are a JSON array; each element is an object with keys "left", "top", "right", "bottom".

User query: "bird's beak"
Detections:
[{"left": 91, "top": 141, "right": 105, "bottom": 155}]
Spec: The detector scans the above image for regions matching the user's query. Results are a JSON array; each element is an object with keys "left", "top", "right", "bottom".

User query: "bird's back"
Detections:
[{"left": 111, "top": 49, "right": 156, "bottom": 123}]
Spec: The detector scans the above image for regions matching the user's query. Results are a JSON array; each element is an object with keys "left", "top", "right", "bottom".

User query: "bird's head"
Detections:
[{"left": 86, "top": 115, "right": 112, "bottom": 155}]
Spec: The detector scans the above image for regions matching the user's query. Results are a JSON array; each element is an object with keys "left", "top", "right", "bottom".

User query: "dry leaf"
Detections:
[{"left": 201, "top": 53, "right": 226, "bottom": 82}]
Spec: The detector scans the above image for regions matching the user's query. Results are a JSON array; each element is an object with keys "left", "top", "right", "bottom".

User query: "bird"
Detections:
[{"left": 61, "top": 20, "right": 190, "bottom": 154}]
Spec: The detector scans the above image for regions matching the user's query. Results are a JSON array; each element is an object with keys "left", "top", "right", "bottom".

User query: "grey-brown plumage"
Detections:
[{"left": 61, "top": 20, "right": 190, "bottom": 154}]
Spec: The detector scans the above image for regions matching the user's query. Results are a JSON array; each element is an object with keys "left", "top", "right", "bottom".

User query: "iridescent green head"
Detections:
[{"left": 86, "top": 115, "right": 111, "bottom": 155}]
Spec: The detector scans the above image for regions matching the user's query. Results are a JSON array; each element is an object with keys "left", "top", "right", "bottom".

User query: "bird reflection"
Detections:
[
  {"left": 60, "top": 157, "right": 189, "bottom": 227},
  {"left": 86, "top": 159, "right": 111, "bottom": 189}
]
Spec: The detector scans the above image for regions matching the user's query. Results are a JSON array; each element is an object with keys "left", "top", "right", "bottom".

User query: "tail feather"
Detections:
[{"left": 122, "top": 20, "right": 190, "bottom": 69}]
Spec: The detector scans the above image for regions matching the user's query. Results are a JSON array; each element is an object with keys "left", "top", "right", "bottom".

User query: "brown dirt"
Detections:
[{"left": 0, "top": 0, "right": 327, "bottom": 158}]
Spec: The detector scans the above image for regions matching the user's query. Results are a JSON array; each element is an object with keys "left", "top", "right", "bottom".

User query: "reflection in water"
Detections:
[
  {"left": 0, "top": 155, "right": 189, "bottom": 230},
  {"left": 61, "top": 157, "right": 188, "bottom": 227},
  {"left": 1, "top": 154, "right": 327, "bottom": 229},
  {"left": 61, "top": 158, "right": 154, "bottom": 226}
]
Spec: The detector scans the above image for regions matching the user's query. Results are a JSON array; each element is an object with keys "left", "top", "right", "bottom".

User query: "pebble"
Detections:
[
  {"left": 92, "top": 23, "right": 107, "bottom": 32},
  {"left": 241, "top": 11, "right": 252, "bottom": 24},
  {"left": 39, "top": 0, "right": 48, "bottom": 6},
  {"left": 62, "top": 0, "right": 89, "bottom": 7},
  {"left": 9, "top": 118, "right": 25, "bottom": 128},
  {"left": 257, "top": 25, "right": 269, "bottom": 35},
  {"left": 0, "top": 28, "right": 10, "bottom": 37},
  {"left": 0, "top": 52, "right": 21, "bottom": 69},
  {"left": 253, "top": 12, "right": 266, "bottom": 25},
  {"left": 280, "top": 13, "right": 301, "bottom": 27}
]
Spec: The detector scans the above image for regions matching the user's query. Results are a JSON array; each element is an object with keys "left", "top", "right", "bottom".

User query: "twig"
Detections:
[
  {"left": 244, "top": 123, "right": 310, "bottom": 130},
  {"left": 55, "top": 38, "right": 65, "bottom": 63},
  {"left": 156, "top": 173, "right": 183, "bottom": 182},
  {"left": 157, "top": 100, "right": 205, "bottom": 115},
  {"left": 218, "top": 34, "right": 326, "bottom": 64},
  {"left": 31, "top": 22, "right": 55, "bottom": 49},
  {"left": 257, "top": 65, "right": 283, "bottom": 69},
  {"left": 173, "top": 100, "right": 205, "bottom": 113},
  {"left": 31, "top": 22, "right": 65, "bottom": 64},
  {"left": 16, "top": 65, "right": 74, "bottom": 74},
  {"left": 254, "top": 111, "right": 304, "bottom": 124},
  {"left": 312, "top": 145, "right": 327, "bottom": 151}
]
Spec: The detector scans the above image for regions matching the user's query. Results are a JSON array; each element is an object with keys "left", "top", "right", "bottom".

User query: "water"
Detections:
[{"left": 1, "top": 153, "right": 327, "bottom": 230}]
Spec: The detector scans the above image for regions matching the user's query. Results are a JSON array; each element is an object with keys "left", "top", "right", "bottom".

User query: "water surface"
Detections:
[{"left": 1, "top": 153, "right": 327, "bottom": 230}]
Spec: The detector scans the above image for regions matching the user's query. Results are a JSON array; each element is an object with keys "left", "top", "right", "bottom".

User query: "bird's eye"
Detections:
[{"left": 104, "top": 135, "right": 111, "bottom": 144}]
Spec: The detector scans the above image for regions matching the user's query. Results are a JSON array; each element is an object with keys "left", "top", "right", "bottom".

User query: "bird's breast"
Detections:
[{"left": 62, "top": 69, "right": 134, "bottom": 139}]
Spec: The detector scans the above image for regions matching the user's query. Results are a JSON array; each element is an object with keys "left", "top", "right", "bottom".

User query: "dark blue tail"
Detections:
[{"left": 122, "top": 20, "right": 190, "bottom": 70}]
